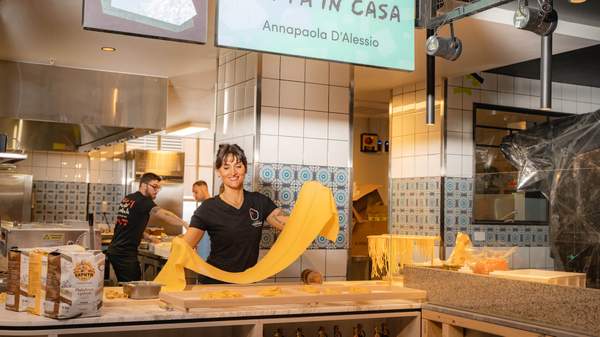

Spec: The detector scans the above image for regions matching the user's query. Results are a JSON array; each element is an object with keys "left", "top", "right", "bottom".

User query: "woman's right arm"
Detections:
[{"left": 182, "top": 227, "right": 205, "bottom": 248}]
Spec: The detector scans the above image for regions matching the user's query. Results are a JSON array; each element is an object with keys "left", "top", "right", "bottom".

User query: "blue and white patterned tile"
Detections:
[{"left": 256, "top": 163, "right": 350, "bottom": 249}]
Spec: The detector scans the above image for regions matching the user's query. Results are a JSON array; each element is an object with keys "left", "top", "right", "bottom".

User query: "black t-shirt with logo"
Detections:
[
  {"left": 190, "top": 190, "right": 277, "bottom": 274},
  {"left": 108, "top": 191, "right": 157, "bottom": 256}
]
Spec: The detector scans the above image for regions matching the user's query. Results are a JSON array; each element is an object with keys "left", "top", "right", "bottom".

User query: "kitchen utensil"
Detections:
[{"left": 121, "top": 281, "right": 162, "bottom": 299}]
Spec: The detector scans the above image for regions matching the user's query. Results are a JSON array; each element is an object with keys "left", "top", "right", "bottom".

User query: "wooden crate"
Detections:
[
  {"left": 489, "top": 269, "right": 586, "bottom": 287},
  {"left": 159, "top": 281, "right": 426, "bottom": 311}
]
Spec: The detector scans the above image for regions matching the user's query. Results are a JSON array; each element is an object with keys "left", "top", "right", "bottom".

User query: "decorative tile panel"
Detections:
[
  {"left": 256, "top": 163, "right": 350, "bottom": 249},
  {"left": 390, "top": 177, "right": 441, "bottom": 237},
  {"left": 33, "top": 181, "right": 88, "bottom": 223},
  {"left": 88, "top": 183, "right": 125, "bottom": 225},
  {"left": 444, "top": 176, "right": 549, "bottom": 247}
]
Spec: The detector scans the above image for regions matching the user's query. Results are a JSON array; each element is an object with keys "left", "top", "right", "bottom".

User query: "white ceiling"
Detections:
[{"left": 1, "top": 0, "right": 598, "bottom": 124}]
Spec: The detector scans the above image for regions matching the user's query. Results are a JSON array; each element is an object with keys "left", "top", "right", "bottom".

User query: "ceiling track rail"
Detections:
[{"left": 417, "top": 0, "right": 514, "bottom": 29}]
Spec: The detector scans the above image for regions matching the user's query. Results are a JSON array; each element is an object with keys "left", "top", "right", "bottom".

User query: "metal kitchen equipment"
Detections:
[
  {"left": 121, "top": 281, "right": 162, "bottom": 299},
  {"left": 0, "top": 61, "right": 167, "bottom": 152},
  {"left": 125, "top": 150, "right": 184, "bottom": 235},
  {"left": 0, "top": 173, "right": 33, "bottom": 223},
  {"left": 0, "top": 223, "right": 101, "bottom": 270}
]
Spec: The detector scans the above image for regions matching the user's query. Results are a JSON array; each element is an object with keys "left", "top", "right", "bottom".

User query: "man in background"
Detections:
[
  {"left": 192, "top": 180, "right": 211, "bottom": 260},
  {"left": 192, "top": 180, "right": 210, "bottom": 203},
  {"left": 107, "top": 172, "right": 188, "bottom": 282}
]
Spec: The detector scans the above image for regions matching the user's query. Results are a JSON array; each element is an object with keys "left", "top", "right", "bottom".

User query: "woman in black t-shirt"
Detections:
[{"left": 182, "top": 144, "right": 288, "bottom": 284}]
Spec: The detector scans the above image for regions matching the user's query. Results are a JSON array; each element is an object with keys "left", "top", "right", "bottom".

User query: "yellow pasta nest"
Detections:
[
  {"left": 104, "top": 289, "right": 128, "bottom": 299},
  {"left": 201, "top": 290, "right": 243, "bottom": 300},
  {"left": 258, "top": 286, "right": 283, "bottom": 297}
]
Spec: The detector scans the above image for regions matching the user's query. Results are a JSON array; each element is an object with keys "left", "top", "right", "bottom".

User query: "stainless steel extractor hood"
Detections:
[{"left": 0, "top": 61, "right": 167, "bottom": 152}]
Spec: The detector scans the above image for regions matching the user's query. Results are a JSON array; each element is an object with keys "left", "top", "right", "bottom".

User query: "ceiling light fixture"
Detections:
[
  {"left": 165, "top": 122, "right": 209, "bottom": 137},
  {"left": 569, "top": 0, "right": 586, "bottom": 3},
  {"left": 514, "top": 0, "right": 558, "bottom": 36},
  {"left": 101, "top": 47, "right": 117, "bottom": 52},
  {"left": 425, "top": 22, "right": 462, "bottom": 61}
]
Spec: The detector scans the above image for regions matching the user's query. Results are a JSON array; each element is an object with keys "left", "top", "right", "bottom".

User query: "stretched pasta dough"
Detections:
[{"left": 155, "top": 181, "right": 339, "bottom": 290}]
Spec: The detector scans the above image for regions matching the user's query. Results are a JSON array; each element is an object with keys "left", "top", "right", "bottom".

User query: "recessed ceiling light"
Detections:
[
  {"left": 101, "top": 47, "right": 116, "bottom": 52},
  {"left": 570, "top": 0, "right": 587, "bottom": 3}
]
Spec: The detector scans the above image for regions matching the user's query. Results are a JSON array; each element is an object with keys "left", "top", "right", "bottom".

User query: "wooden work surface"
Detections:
[{"left": 160, "top": 281, "right": 426, "bottom": 311}]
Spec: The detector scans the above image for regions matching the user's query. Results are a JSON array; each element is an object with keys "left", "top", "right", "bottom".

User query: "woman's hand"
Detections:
[{"left": 266, "top": 208, "right": 288, "bottom": 231}]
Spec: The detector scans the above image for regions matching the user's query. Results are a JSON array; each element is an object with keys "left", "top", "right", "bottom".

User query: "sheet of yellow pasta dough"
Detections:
[{"left": 155, "top": 181, "right": 339, "bottom": 290}]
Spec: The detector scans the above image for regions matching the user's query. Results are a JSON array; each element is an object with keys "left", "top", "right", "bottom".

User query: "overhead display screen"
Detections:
[
  {"left": 216, "top": 0, "right": 415, "bottom": 71},
  {"left": 83, "top": 0, "right": 208, "bottom": 44}
]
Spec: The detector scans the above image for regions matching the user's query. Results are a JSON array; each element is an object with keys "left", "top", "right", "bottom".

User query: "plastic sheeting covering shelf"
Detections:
[
  {"left": 155, "top": 181, "right": 339, "bottom": 291},
  {"left": 500, "top": 109, "right": 600, "bottom": 288}
]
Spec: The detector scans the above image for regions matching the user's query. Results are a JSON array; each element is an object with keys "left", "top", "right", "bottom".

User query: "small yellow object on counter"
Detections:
[
  {"left": 201, "top": 290, "right": 243, "bottom": 300},
  {"left": 0, "top": 292, "right": 6, "bottom": 304},
  {"left": 447, "top": 232, "right": 473, "bottom": 267},
  {"left": 155, "top": 182, "right": 339, "bottom": 290},
  {"left": 105, "top": 289, "right": 128, "bottom": 299},
  {"left": 258, "top": 286, "right": 283, "bottom": 297}
]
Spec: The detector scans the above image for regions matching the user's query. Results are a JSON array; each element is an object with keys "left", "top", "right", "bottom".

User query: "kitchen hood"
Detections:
[{"left": 0, "top": 60, "right": 167, "bottom": 152}]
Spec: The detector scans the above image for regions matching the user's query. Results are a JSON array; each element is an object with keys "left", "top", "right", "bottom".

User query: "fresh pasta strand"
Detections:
[{"left": 367, "top": 235, "right": 438, "bottom": 280}]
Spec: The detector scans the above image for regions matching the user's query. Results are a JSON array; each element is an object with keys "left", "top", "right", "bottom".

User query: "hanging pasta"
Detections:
[{"left": 367, "top": 235, "right": 438, "bottom": 280}]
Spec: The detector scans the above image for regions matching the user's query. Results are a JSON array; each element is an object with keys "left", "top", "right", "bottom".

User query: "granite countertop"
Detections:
[
  {"left": 0, "top": 299, "right": 422, "bottom": 330},
  {"left": 405, "top": 267, "right": 600, "bottom": 337},
  {"left": 423, "top": 304, "right": 592, "bottom": 337}
]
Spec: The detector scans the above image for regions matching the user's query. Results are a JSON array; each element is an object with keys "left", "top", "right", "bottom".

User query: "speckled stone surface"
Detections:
[
  {"left": 0, "top": 299, "right": 421, "bottom": 331},
  {"left": 404, "top": 267, "right": 600, "bottom": 336}
]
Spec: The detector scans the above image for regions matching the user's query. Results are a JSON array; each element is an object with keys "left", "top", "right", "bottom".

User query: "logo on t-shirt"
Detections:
[
  {"left": 249, "top": 208, "right": 262, "bottom": 227},
  {"left": 115, "top": 197, "right": 136, "bottom": 227}
]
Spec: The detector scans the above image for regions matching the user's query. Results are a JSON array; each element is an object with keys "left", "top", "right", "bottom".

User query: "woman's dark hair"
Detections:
[{"left": 215, "top": 144, "right": 247, "bottom": 170}]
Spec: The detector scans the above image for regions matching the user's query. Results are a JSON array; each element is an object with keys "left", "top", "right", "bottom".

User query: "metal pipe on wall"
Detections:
[
  {"left": 541, "top": 34, "right": 552, "bottom": 110},
  {"left": 426, "top": 28, "right": 436, "bottom": 125}
]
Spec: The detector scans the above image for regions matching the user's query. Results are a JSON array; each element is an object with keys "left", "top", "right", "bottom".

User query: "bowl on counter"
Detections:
[{"left": 120, "top": 281, "right": 162, "bottom": 299}]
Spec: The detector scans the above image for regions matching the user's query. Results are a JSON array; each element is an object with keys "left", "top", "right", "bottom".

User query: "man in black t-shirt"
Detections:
[{"left": 107, "top": 172, "right": 188, "bottom": 282}]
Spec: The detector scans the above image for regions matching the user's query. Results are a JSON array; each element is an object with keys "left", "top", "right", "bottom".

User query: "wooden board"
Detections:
[
  {"left": 489, "top": 269, "right": 586, "bottom": 287},
  {"left": 159, "top": 281, "right": 426, "bottom": 311}
]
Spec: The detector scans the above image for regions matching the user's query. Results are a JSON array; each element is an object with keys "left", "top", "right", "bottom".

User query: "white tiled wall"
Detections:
[
  {"left": 216, "top": 50, "right": 257, "bottom": 161},
  {"left": 182, "top": 131, "right": 215, "bottom": 198},
  {"left": 389, "top": 83, "right": 444, "bottom": 178},
  {"left": 259, "top": 55, "right": 351, "bottom": 168},
  {"left": 446, "top": 72, "right": 600, "bottom": 178},
  {"left": 16, "top": 151, "right": 91, "bottom": 183}
]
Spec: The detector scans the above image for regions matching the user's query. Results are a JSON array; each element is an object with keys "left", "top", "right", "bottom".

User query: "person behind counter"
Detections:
[
  {"left": 107, "top": 172, "right": 189, "bottom": 282},
  {"left": 182, "top": 144, "right": 288, "bottom": 284},
  {"left": 192, "top": 180, "right": 210, "bottom": 203}
]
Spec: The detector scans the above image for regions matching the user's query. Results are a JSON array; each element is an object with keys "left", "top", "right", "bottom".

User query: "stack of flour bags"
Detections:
[{"left": 5, "top": 245, "right": 104, "bottom": 319}]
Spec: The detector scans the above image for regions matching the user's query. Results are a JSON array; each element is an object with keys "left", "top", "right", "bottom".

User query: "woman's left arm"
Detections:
[{"left": 266, "top": 208, "right": 288, "bottom": 231}]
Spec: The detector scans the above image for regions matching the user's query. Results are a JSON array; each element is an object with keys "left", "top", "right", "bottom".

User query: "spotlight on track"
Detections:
[
  {"left": 514, "top": 0, "right": 558, "bottom": 36},
  {"left": 425, "top": 23, "right": 462, "bottom": 61}
]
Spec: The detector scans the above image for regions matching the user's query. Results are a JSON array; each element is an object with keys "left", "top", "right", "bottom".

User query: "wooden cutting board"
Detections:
[
  {"left": 489, "top": 269, "right": 586, "bottom": 287},
  {"left": 159, "top": 281, "right": 426, "bottom": 311}
]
